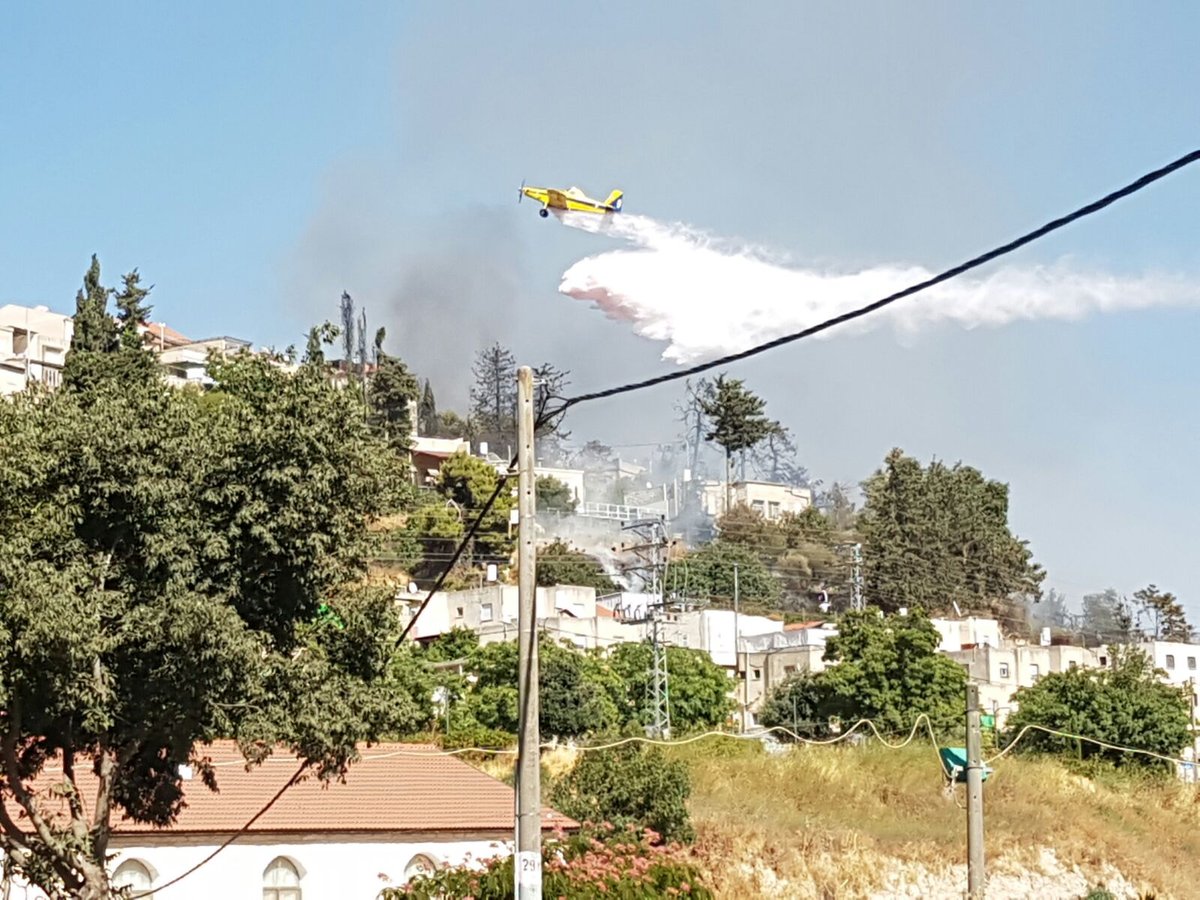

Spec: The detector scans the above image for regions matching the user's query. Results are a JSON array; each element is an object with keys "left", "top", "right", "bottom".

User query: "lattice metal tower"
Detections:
[{"left": 617, "top": 516, "right": 672, "bottom": 738}]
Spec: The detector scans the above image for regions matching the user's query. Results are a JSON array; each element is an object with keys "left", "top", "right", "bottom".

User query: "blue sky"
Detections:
[{"left": 3, "top": 2, "right": 1199, "bottom": 613}]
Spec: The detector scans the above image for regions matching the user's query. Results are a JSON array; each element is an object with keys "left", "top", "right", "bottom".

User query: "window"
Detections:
[
  {"left": 113, "top": 860, "right": 152, "bottom": 896},
  {"left": 1068, "top": 661, "right": 1078, "bottom": 670},
  {"left": 751, "top": 500, "right": 765, "bottom": 513},
  {"left": 1029, "top": 663, "right": 1040, "bottom": 682},
  {"left": 11, "top": 328, "right": 28, "bottom": 355},
  {"left": 481, "top": 603, "right": 494, "bottom": 623},
  {"left": 767, "top": 501, "right": 781, "bottom": 519},
  {"left": 263, "top": 857, "right": 301, "bottom": 900},
  {"left": 1189, "top": 657, "right": 1196, "bottom": 670},
  {"left": 752, "top": 668, "right": 762, "bottom": 680},
  {"left": 454, "top": 606, "right": 464, "bottom": 619},
  {"left": 1167, "top": 654, "right": 1176, "bottom": 670},
  {"left": 998, "top": 663, "right": 1010, "bottom": 679},
  {"left": 1099, "top": 655, "right": 1108, "bottom": 667},
  {"left": 784, "top": 665, "right": 796, "bottom": 675}
]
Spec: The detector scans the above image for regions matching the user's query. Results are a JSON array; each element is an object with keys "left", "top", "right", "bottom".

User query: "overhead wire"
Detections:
[{"left": 550, "top": 147, "right": 1200, "bottom": 413}]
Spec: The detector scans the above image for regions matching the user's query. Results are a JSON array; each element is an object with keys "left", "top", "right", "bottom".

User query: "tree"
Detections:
[
  {"left": 550, "top": 745, "right": 694, "bottom": 842},
  {"left": 536, "top": 476, "right": 577, "bottom": 514},
  {"left": 1005, "top": 646, "right": 1191, "bottom": 770},
  {"left": 759, "top": 608, "right": 967, "bottom": 738},
  {"left": 112, "top": 270, "right": 159, "bottom": 384},
  {"left": 0, "top": 341, "right": 418, "bottom": 897},
  {"left": 470, "top": 342, "right": 517, "bottom": 450},
  {"left": 62, "top": 256, "right": 121, "bottom": 393},
  {"left": 750, "top": 421, "right": 808, "bottom": 486},
  {"left": 340, "top": 290, "right": 356, "bottom": 370},
  {"left": 609, "top": 643, "right": 733, "bottom": 731},
  {"left": 856, "top": 449, "right": 1044, "bottom": 620},
  {"left": 1133, "top": 584, "right": 1191, "bottom": 641},
  {"left": 369, "top": 351, "right": 419, "bottom": 448},
  {"left": 698, "top": 374, "right": 775, "bottom": 510},
  {"left": 463, "top": 639, "right": 621, "bottom": 739},
  {"left": 817, "top": 482, "right": 857, "bottom": 532},
  {"left": 434, "top": 452, "right": 515, "bottom": 565},
  {"left": 418, "top": 378, "right": 438, "bottom": 435},
  {"left": 1080, "top": 589, "right": 1135, "bottom": 646},
  {"left": 679, "top": 540, "right": 780, "bottom": 605},
  {"left": 537, "top": 540, "right": 616, "bottom": 593}
]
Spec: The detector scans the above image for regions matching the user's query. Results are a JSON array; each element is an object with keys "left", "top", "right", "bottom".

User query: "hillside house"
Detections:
[
  {"left": 2, "top": 741, "right": 573, "bottom": 899},
  {"left": 0, "top": 304, "right": 73, "bottom": 394}
]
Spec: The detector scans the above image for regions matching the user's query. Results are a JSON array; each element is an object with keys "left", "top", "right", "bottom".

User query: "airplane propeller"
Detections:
[{"left": 517, "top": 179, "right": 525, "bottom": 203}]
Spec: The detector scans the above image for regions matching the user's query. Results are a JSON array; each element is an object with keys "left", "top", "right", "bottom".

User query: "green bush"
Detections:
[
  {"left": 380, "top": 825, "right": 711, "bottom": 899},
  {"left": 550, "top": 745, "right": 694, "bottom": 843}
]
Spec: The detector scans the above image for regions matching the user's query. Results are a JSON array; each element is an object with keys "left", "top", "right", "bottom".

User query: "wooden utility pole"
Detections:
[
  {"left": 515, "top": 366, "right": 542, "bottom": 899},
  {"left": 966, "top": 682, "right": 985, "bottom": 898}
]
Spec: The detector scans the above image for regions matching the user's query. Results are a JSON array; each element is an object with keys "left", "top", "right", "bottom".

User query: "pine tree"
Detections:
[
  {"left": 63, "top": 255, "right": 119, "bottom": 391},
  {"left": 469, "top": 342, "right": 516, "bottom": 450},
  {"left": 419, "top": 378, "right": 438, "bottom": 436},
  {"left": 698, "top": 374, "right": 775, "bottom": 510},
  {"left": 1134, "top": 584, "right": 1191, "bottom": 641}
]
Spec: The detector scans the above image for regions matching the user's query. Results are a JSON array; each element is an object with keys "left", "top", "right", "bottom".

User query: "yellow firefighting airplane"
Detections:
[{"left": 518, "top": 181, "right": 624, "bottom": 218}]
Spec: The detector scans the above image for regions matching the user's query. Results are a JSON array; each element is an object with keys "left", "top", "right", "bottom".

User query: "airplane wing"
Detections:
[{"left": 545, "top": 188, "right": 570, "bottom": 209}]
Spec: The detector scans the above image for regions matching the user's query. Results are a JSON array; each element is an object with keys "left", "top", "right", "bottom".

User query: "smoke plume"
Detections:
[{"left": 556, "top": 211, "right": 1200, "bottom": 364}]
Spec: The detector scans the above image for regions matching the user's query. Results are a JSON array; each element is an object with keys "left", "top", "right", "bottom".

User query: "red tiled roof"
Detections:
[
  {"left": 9, "top": 741, "right": 573, "bottom": 836},
  {"left": 595, "top": 606, "right": 616, "bottom": 619},
  {"left": 141, "top": 320, "right": 192, "bottom": 348}
]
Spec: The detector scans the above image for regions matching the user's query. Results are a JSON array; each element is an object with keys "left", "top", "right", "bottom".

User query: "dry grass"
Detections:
[{"left": 677, "top": 740, "right": 1200, "bottom": 898}]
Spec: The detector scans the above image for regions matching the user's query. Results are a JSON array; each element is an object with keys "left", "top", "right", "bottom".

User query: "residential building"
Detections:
[
  {"left": 158, "top": 336, "right": 253, "bottom": 388},
  {"left": 738, "top": 628, "right": 837, "bottom": 726},
  {"left": 1138, "top": 640, "right": 1200, "bottom": 717},
  {"left": 701, "top": 479, "right": 813, "bottom": 519},
  {"left": 0, "top": 304, "right": 73, "bottom": 395},
  {"left": 398, "top": 584, "right": 599, "bottom": 642},
  {"left": 949, "top": 642, "right": 1106, "bottom": 726},
  {"left": 411, "top": 436, "right": 471, "bottom": 486},
  {"left": 534, "top": 465, "right": 586, "bottom": 506},
  {"left": 660, "top": 608, "right": 784, "bottom": 669},
  {"left": 3, "top": 740, "right": 573, "bottom": 900},
  {"left": 931, "top": 616, "right": 1002, "bottom": 653}
]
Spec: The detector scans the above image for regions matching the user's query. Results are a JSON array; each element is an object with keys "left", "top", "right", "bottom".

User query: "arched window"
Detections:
[
  {"left": 113, "top": 859, "right": 153, "bottom": 896},
  {"left": 263, "top": 857, "right": 301, "bottom": 900},
  {"left": 404, "top": 854, "right": 437, "bottom": 883}
]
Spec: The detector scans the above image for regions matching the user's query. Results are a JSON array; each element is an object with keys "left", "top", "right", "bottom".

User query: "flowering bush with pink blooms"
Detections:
[{"left": 379, "top": 824, "right": 712, "bottom": 899}]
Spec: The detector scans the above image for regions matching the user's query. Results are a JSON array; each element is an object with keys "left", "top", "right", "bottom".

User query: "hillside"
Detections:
[{"left": 489, "top": 740, "right": 1200, "bottom": 899}]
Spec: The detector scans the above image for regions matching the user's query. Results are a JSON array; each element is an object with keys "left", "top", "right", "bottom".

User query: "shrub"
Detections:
[
  {"left": 550, "top": 745, "right": 694, "bottom": 843},
  {"left": 380, "top": 825, "right": 711, "bottom": 899}
]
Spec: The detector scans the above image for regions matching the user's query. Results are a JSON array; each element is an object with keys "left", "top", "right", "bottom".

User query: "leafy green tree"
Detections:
[
  {"left": 435, "top": 451, "right": 514, "bottom": 564},
  {"left": 536, "top": 475, "right": 577, "bottom": 513},
  {"left": 424, "top": 626, "right": 480, "bottom": 663},
  {"left": 537, "top": 540, "right": 616, "bottom": 592},
  {"left": 464, "top": 639, "right": 621, "bottom": 739},
  {"left": 1005, "top": 646, "right": 1191, "bottom": 770},
  {"left": 698, "top": 374, "right": 776, "bottom": 508},
  {"left": 680, "top": 540, "right": 780, "bottom": 605},
  {"left": 550, "top": 745, "right": 695, "bottom": 843},
  {"left": 609, "top": 643, "right": 733, "bottom": 731},
  {"left": 759, "top": 608, "right": 967, "bottom": 738},
  {"left": 1133, "top": 584, "right": 1191, "bottom": 641},
  {"left": 0, "top": 341, "right": 418, "bottom": 897},
  {"left": 857, "top": 448, "right": 1044, "bottom": 620},
  {"left": 367, "top": 330, "right": 419, "bottom": 448}
]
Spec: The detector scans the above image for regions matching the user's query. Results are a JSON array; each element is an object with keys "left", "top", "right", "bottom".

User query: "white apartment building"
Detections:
[
  {"left": 701, "top": 480, "right": 813, "bottom": 520},
  {"left": 950, "top": 642, "right": 1107, "bottom": 726},
  {"left": 0, "top": 304, "right": 73, "bottom": 395},
  {"left": 158, "top": 336, "right": 253, "bottom": 388},
  {"left": 931, "top": 616, "right": 1003, "bottom": 653},
  {"left": 397, "top": 584, "right": 600, "bottom": 643}
]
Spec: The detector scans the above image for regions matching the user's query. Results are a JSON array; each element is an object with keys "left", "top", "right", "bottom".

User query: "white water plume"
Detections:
[{"left": 555, "top": 210, "right": 1200, "bottom": 364}]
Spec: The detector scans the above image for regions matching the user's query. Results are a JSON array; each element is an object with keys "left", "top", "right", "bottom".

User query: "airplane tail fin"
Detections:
[{"left": 604, "top": 189, "right": 624, "bottom": 211}]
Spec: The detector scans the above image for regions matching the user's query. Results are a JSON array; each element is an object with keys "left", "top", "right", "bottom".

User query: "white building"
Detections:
[
  {"left": 158, "top": 336, "right": 252, "bottom": 388},
  {"left": 398, "top": 584, "right": 600, "bottom": 642},
  {"left": 661, "top": 609, "right": 785, "bottom": 669},
  {"left": 701, "top": 480, "right": 813, "bottom": 520},
  {"left": 0, "top": 304, "right": 73, "bottom": 395},
  {"left": 931, "top": 616, "right": 1003, "bottom": 653},
  {"left": 534, "top": 465, "right": 586, "bottom": 506},
  {"left": 950, "top": 642, "right": 1107, "bottom": 726},
  {"left": 3, "top": 740, "right": 574, "bottom": 900}
]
